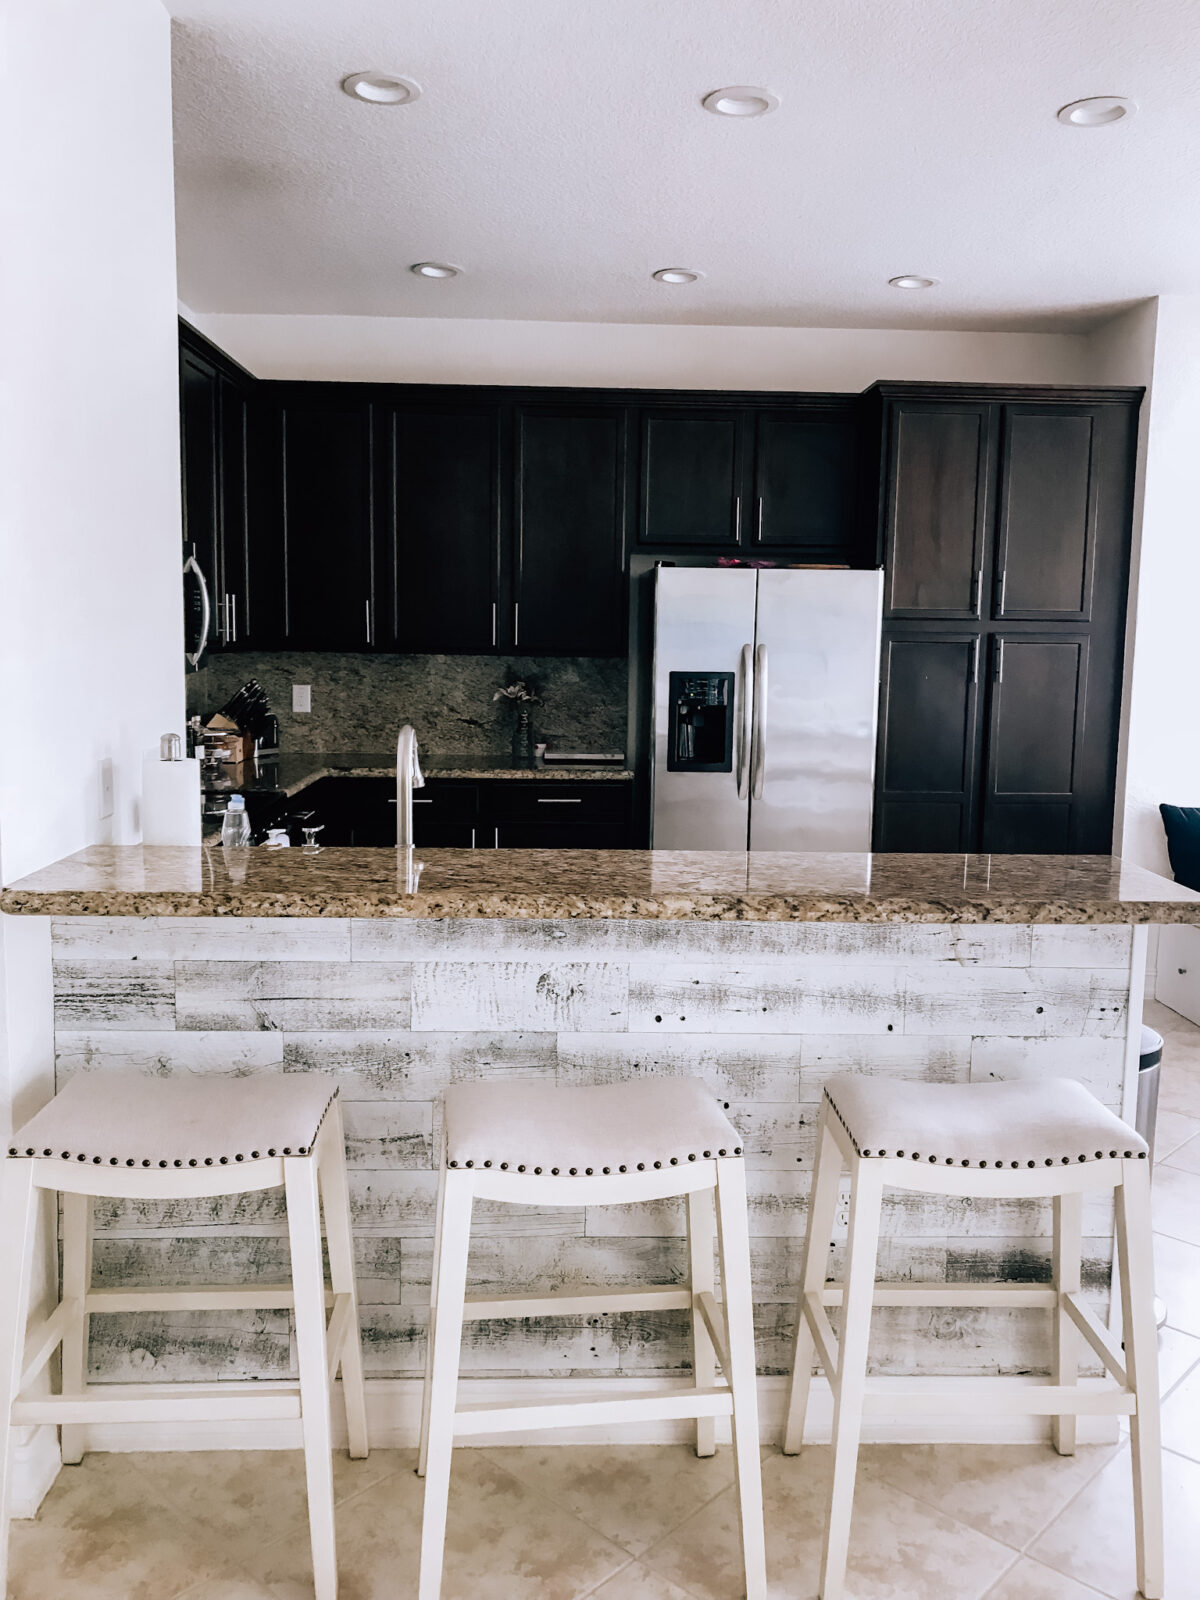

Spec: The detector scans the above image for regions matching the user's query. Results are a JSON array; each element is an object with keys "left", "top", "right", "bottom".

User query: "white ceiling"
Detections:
[{"left": 168, "top": 0, "right": 1200, "bottom": 333}]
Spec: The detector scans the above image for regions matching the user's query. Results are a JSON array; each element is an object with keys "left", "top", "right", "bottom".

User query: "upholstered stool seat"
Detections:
[
  {"left": 783, "top": 1077, "right": 1163, "bottom": 1600},
  {"left": 419, "top": 1078, "right": 766, "bottom": 1600},
  {"left": 0, "top": 1071, "right": 368, "bottom": 1600},
  {"left": 823, "top": 1075, "right": 1149, "bottom": 1170},
  {"left": 443, "top": 1078, "right": 744, "bottom": 1175}
]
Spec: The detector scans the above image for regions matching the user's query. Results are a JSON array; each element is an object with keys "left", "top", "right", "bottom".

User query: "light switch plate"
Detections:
[{"left": 292, "top": 685, "right": 312, "bottom": 713}]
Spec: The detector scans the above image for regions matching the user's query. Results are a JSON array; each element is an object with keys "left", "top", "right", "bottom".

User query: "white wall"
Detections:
[
  {"left": 182, "top": 310, "right": 1091, "bottom": 390},
  {"left": 0, "top": 0, "right": 183, "bottom": 1513}
]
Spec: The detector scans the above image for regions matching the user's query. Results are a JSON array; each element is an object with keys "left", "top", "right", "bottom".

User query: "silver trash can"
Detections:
[{"left": 1137, "top": 1025, "right": 1163, "bottom": 1172}]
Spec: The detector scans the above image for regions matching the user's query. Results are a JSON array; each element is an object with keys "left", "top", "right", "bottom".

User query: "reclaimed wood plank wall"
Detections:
[{"left": 50, "top": 917, "right": 1134, "bottom": 1386}]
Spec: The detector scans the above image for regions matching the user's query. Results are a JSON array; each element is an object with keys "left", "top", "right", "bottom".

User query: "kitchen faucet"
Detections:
[{"left": 396, "top": 723, "right": 425, "bottom": 849}]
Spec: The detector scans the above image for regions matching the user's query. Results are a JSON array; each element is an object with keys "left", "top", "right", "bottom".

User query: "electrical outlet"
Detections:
[
  {"left": 292, "top": 685, "right": 311, "bottom": 714},
  {"left": 98, "top": 758, "right": 114, "bottom": 820}
]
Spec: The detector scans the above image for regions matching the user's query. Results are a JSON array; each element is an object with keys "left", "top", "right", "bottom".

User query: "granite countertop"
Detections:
[
  {"left": 4, "top": 846, "right": 1200, "bottom": 923},
  {"left": 202, "top": 752, "right": 633, "bottom": 799}
]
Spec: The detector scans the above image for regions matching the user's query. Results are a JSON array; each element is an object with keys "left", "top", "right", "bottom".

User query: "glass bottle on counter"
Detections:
[{"left": 221, "top": 794, "right": 251, "bottom": 850}]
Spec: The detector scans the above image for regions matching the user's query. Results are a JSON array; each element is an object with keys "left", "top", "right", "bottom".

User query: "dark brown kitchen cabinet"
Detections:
[
  {"left": 180, "top": 347, "right": 220, "bottom": 657},
  {"left": 278, "top": 398, "right": 374, "bottom": 650},
  {"left": 514, "top": 406, "right": 627, "bottom": 654},
  {"left": 979, "top": 636, "right": 1089, "bottom": 853},
  {"left": 882, "top": 401, "right": 993, "bottom": 619},
  {"left": 874, "top": 633, "right": 981, "bottom": 851},
  {"left": 993, "top": 407, "right": 1098, "bottom": 621},
  {"left": 639, "top": 408, "right": 743, "bottom": 545},
  {"left": 376, "top": 404, "right": 500, "bottom": 653},
  {"left": 750, "top": 406, "right": 859, "bottom": 551}
]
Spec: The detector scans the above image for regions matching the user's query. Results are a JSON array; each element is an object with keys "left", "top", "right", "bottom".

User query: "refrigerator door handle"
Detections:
[
  {"left": 751, "top": 642, "right": 768, "bottom": 799},
  {"left": 736, "top": 643, "right": 753, "bottom": 800}
]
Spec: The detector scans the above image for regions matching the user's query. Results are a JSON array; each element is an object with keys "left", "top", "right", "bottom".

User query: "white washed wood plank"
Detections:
[
  {"left": 400, "top": 1234, "right": 688, "bottom": 1300},
  {"left": 56, "top": 1031, "right": 284, "bottom": 1083},
  {"left": 801, "top": 1033, "right": 972, "bottom": 1087},
  {"left": 903, "top": 968, "right": 1128, "bottom": 1038},
  {"left": 177, "top": 998, "right": 413, "bottom": 1032},
  {"left": 628, "top": 964, "right": 903, "bottom": 1035},
  {"left": 411, "top": 962, "right": 628, "bottom": 1032},
  {"left": 174, "top": 962, "right": 412, "bottom": 1036},
  {"left": 353, "top": 919, "right": 1033, "bottom": 966},
  {"left": 281, "top": 1031, "right": 557, "bottom": 1098},
  {"left": 1031, "top": 926, "right": 1133, "bottom": 969},
  {"left": 970, "top": 1036, "right": 1127, "bottom": 1109},
  {"left": 353, "top": 1306, "right": 632, "bottom": 1379},
  {"left": 555, "top": 1033, "right": 801, "bottom": 1102},
  {"left": 53, "top": 962, "right": 175, "bottom": 1030},
  {"left": 726, "top": 1104, "right": 815, "bottom": 1170},
  {"left": 52, "top": 917, "right": 352, "bottom": 961},
  {"left": 89, "top": 1234, "right": 402, "bottom": 1305},
  {"left": 87, "top": 1310, "right": 292, "bottom": 1381},
  {"left": 340, "top": 1100, "right": 433, "bottom": 1169}
]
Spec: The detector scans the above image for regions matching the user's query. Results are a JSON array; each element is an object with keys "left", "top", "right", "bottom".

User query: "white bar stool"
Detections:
[
  {"left": 0, "top": 1070, "right": 369, "bottom": 1600},
  {"left": 416, "top": 1077, "right": 766, "bottom": 1600},
  {"left": 782, "top": 1077, "right": 1163, "bottom": 1600}
]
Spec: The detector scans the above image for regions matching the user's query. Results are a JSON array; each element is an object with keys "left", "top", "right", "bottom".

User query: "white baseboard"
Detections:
[
  {"left": 75, "top": 1375, "right": 1119, "bottom": 1456},
  {"left": 10, "top": 1425, "right": 61, "bottom": 1519}
]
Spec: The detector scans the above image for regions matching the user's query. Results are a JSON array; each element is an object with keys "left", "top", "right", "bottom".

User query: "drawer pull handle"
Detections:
[
  {"left": 389, "top": 798, "right": 433, "bottom": 804},
  {"left": 537, "top": 797, "right": 583, "bottom": 804}
]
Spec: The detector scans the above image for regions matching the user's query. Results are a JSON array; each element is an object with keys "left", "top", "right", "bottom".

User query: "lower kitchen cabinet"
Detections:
[{"left": 283, "top": 776, "right": 633, "bottom": 849}]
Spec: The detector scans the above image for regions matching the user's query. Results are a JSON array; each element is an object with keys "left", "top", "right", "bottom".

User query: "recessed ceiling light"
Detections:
[
  {"left": 889, "top": 274, "right": 938, "bottom": 290},
  {"left": 1057, "top": 96, "right": 1135, "bottom": 127},
  {"left": 652, "top": 268, "right": 703, "bottom": 285},
  {"left": 342, "top": 71, "right": 421, "bottom": 106},
  {"left": 701, "top": 86, "right": 779, "bottom": 118},
  {"left": 410, "top": 261, "right": 460, "bottom": 279}
]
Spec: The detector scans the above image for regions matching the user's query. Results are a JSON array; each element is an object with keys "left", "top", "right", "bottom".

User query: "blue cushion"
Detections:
[{"left": 1160, "top": 804, "right": 1200, "bottom": 893}]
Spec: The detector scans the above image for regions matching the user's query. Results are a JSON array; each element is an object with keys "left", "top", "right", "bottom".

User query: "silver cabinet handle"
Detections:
[
  {"left": 365, "top": 600, "right": 372, "bottom": 645},
  {"left": 184, "top": 553, "right": 211, "bottom": 668},
  {"left": 972, "top": 638, "right": 980, "bottom": 683},
  {"left": 735, "top": 496, "right": 742, "bottom": 541},
  {"left": 514, "top": 602, "right": 520, "bottom": 647},
  {"left": 751, "top": 642, "right": 768, "bottom": 800},
  {"left": 971, "top": 566, "right": 983, "bottom": 615},
  {"left": 230, "top": 593, "right": 237, "bottom": 644},
  {"left": 995, "top": 638, "right": 1005, "bottom": 682},
  {"left": 756, "top": 497, "right": 764, "bottom": 542},
  {"left": 492, "top": 602, "right": 497, "bottom": 647},
  {"left": 537, "top": 797, "right": 582, "bottom": 804},
  {"left": 998, "top": 568, "right": 1007, "bottom": 614},
  {"left": 470, "top": 827, "right": 476, "bottom": 849},
  {"left": 494, "top": 826, "right": 500, "bottom": 848},
  {"left": 736, "top": 642, "right": 753, "bottom": 800}
]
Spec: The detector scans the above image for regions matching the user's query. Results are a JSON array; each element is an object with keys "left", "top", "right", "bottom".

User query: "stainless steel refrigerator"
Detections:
[{"left": 650, "top": 566, "right": 884, "bottom": 850}]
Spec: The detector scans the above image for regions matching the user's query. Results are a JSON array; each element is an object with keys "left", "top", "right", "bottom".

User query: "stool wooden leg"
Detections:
[
  {"left": 820, "top": 1161, "right": 882, "bottom": 1600},
  {"left": 1051, "top": 1191, "right": 1083, "bottom": 1456},
  {"left": 783, "top": 1101, "right": 842, "bottom": 1456},
  {"left": 417, "top": 1160, "right": 447, "bottom": 1480},
  {"left": 59, "top": 1191, "right": 92, "bottom": 1466},
  {"left": 688, "top": 1185, "right": 718, "bottom": 1459},
  {"left": 419, "top": 1171, "right": 474, "bottom": 1600},
  {"left": 319, "top": 1104, "right": 369, "bottom": 1460},
  {"left": 286, "top": 1157, "right": 338, "bottom": 1600},
  {"left": 1116, "top": 1162, "right": 1164, "bottom": 1600},
  {"left": 714, "top": 1158, "right": 767, "bottom": 1600},
  {"left": 0, "top": 1160, "right": 39, "bottom": 1594}
]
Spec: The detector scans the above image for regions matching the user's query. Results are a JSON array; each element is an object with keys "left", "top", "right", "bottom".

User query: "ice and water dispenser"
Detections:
[{"left": 667, "top": 671, "right": 735, "bottom": 773}]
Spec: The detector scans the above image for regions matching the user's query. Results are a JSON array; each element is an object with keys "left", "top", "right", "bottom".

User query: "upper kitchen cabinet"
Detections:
[
  {"left": 638, "top": 408, "right": 743, "bottom": 545},
  {"left": 274, "top": 390, "right": 374, "bottom": 650},
  {"left": 879, "top": 398, "right": 994, "bottom": 619},
  {"left": 514, "top": 404, "right": 628, "bottom": 654},
  {"left": 376, "top": 402, "right": 501, "bottom": 653},
  {"left": 749, "top": 404, "right": 860, "bottom": 552}
]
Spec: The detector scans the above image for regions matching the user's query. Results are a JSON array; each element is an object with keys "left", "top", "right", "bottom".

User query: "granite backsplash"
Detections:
[{"left": 186, "top": 652, "right": 629, "bottom": 758}]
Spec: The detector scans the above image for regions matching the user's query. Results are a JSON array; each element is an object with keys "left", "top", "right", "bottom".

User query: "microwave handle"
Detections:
[{"left": 183, "top": 553, "right": 211, "bottom": 668}]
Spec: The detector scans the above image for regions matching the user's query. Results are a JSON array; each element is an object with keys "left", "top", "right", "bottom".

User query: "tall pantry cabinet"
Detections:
[{"left": 869, "top": 382, "right": 1141, "bottom": 854}]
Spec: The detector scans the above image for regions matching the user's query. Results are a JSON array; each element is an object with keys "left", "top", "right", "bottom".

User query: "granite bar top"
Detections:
[
  {"left": 4, "top": 847, "right": 1200, "bottom": 924},
  {"left": 203, "top": 752, "right": 632, "bottom": 800}
]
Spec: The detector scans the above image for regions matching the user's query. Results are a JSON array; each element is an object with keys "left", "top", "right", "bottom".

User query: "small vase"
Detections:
[{"left": 511, "top": 705, "right": 535, "bottom": 764}]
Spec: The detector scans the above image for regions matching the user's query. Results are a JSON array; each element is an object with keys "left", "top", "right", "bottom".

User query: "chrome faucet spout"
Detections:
[{"left": 396, "top": 724, "right": 425, "bottom": 849}]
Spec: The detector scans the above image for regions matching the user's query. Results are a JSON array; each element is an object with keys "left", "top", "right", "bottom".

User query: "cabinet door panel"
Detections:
[
  {"left": 995, "top": 408, "right": 1096, "bottom": 620},
  {"left": 751, "top": 408, "right": 858, "bottom": 549},
  {"left": 980, "top": 637, "right": 1087, "bottom": 853},
  {"left": 639, "top": 409, "right": 742, "bottom": 545},
  {"left": 515, "top": 407, "right": 626, "bottom": 654},
  {"left": 281, "top": 403, "right": 372, "bottom": 649},
  {"left": 381, "top": 405, "right": 499, "bottom": 652},
  {"left": 874, "top": 634, "right": 979, "bottom": 851},
  {"left": 218, "top": 376, "right": 250, "bottom": 647},
  {"left": 492, "top": 822, "right": 630, "bottom": 849},
  {"left": 180, "top": 352, "right": 220, "bottom": 655},
  {"left": 884, "top": 403, "right": 991, "bottom": 617}
]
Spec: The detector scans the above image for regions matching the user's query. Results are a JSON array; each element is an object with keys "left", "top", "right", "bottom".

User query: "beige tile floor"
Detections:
[{"left": 9, "top": 997, "right": 1200, "bottom": 1599}]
